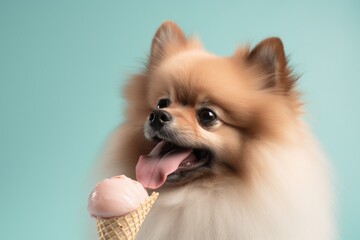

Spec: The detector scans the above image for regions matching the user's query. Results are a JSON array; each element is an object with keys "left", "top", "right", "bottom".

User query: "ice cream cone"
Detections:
[{"left": 96, "top": 192, "right": 159, "bottom": 240}]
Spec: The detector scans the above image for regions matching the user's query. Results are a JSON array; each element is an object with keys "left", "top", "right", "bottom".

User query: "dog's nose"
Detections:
[{"left": 149, "top": 110, "right": 172, "bottom": 130}]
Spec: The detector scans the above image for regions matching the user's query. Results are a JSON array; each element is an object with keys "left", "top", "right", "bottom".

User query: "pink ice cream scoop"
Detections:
[{"left": 88, "top": 175, "right": 148, "bottom": 219}]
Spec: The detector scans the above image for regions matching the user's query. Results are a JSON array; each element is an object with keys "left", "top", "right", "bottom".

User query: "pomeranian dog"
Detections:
[{"left": 100, "top": 21, "right": 336, "bottom": 239}]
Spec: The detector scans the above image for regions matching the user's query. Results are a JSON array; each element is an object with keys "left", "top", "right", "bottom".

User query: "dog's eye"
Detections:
[
  {"left": 197, "top": 108, "right": 217, "bottom": 126},
  {"left": 157, "top": 98, "right": 170, "bottom": 109}
]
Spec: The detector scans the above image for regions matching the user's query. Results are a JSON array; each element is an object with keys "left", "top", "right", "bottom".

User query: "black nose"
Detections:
[{"left": 149, "top": 110, "right": 172, "bottom": 130}]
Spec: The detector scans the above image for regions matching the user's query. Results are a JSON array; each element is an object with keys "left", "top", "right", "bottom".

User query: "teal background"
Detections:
[{"left": 1, "top": 0, "right": 359, "bottom": 239}]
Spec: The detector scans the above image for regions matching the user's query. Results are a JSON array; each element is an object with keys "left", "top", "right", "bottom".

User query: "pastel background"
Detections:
[{"left": 1, "top": 0, "right": 359, "bottom": 239}]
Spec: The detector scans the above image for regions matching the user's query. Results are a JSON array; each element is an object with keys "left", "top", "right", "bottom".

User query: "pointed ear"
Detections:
[
  {"left": 247, "top": 37, "right": 295, "bottom": 93},
  {"left": 150, "top": 21, "right": 186, "bottom": 65}
]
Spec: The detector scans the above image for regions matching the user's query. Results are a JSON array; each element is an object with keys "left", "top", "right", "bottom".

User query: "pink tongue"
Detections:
[{"left": 136, "top": 141, "right": 194, "bottom": 189}]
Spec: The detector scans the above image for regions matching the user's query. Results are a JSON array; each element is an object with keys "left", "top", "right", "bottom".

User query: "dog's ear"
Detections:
[
  {"left": 150, "top": 21, "right": 186, "bottom": 65},
  {"left": 247, "top": 37, "right": 295, "bottom": 93}
]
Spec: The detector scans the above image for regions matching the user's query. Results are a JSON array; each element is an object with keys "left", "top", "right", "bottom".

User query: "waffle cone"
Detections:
[{"left": 96, "top": 192, "right": 159, "bottom": 240}]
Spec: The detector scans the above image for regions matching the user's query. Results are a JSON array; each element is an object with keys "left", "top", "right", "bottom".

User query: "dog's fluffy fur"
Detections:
[{"left": 100, "top": 22, "right": 336, "bottom": 239}]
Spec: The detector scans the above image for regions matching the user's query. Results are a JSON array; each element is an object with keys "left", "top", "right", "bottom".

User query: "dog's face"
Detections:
[{"left": 135, "top": 22, "right": 300, "bottom": 189}]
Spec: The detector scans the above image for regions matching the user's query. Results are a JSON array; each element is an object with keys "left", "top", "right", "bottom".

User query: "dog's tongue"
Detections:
[{"left": 136, "top": 141, "right": 193, "bottom": 189}]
